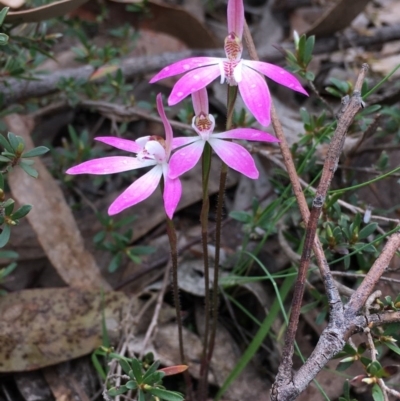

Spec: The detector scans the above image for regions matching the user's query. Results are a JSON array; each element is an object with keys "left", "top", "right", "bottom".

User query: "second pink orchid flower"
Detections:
[{"left": 150, "top": 0, "right": 308, "bottom": 127}]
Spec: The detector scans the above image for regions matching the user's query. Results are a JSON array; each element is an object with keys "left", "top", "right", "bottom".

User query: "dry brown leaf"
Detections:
[
  {"left": 303, "top": 0, "right": 371, "bottom": 36},
  {"left": 140, "top": 0, "right": 217, "bottom": 49},
  {"left": 6, "top": 0, "right": 90, "bottom": 23},
  {"left": 0, "top": 288, "right": 131, "bottom": 372},
  {"left": 5, "top": 114, "right": 109, "bottom": 289}
]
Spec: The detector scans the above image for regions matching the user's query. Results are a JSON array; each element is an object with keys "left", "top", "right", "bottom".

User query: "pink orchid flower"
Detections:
[
  {"left": 169, "top": 88, "right": 279, "bottom": 180},
  {"left": 66, "top": 94, "right": 182, "bottom": 218},
  {"left": 150, "top": 0, "right": 307, "bottom": 127}
]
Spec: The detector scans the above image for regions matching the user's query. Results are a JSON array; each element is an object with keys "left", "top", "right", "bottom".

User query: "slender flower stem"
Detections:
[
  {"left": 207, "top": 85, "right": 238, "bottom": 367},
  {"left": 199, "top": 142, "right": 212, "bottom": 401},
  {"left": 164, "top": 199, "right": 194, "bottom": 401}
]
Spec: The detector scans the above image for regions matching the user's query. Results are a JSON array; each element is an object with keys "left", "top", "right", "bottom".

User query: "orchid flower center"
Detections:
[
  {"left": 224, "top": 32, "right": 242, "bottom": 61},
  {"left": 192, "top": 112, "right": 215, "bottom": 141},
  {"left": 137, "top": 135, "right": 167, "bottom": 163}
]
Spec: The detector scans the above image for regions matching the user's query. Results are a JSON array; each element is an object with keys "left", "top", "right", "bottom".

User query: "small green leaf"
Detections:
[
  {"left": 126, "top": 380, "right": 137, "bottom": 390},
  {"left": 385, "top": 341, "right": 400, "bottom": 356},
  {"left": 147, "top": 387, "right": 184, "bottom": 401},
  {"left": 0, "top": 33, "right": 8, "bottom": 45},
  {"left": 0, "top": 155, "right": 11, "bottom": 162},
  {"left": 7, "top": 132, "right": 22, "bottom": 152},
  {"left": 108, "top": 253, "right": 122, "bottom": 273},
  {"left": 142, "top": 360, "right": 161, "bottom": 381},
  {"left": 4, "top": 198, "right": 14, "bottom": 215},
  {"left": 358, "top": 223, "right": 378, "bottom": 239},
  {"left": 372, "top": 384, "right": 384, "bottom": 401},
  {"left": 12, "top": 204, "right": 32, "bottom": 220},
  {"left": 138, "top": 389, "right": 145, "bottom": 401},
  {"left": 108, "top": 385, "right": 128, "bottom": 396},
  {"left": 325, "top": 87, "right": 343, "bottom": 98},
  {"left": 305, "top": 71, "right": 315, "bottom": 81},
  {"left": 229, "top": 211, "right": 251, "bottom": 224},
  {"left": 0, "top": 135, "right": 13, "bottom": 153},
  {"left": 22, "top": 146, "right": 49, "bottom": 158},
  {"left": 304, "top": 35, "right": 315, "bottom": 65},
  {"left": 367, "top": 360, "right": 382, "bottom": 376},
  {"left": 19, "top": 162, "right": 39, "bottom": 178},
  {"left": 143, "top": 371, "right": 164, "bottom": 385},
  {"left": 0, "top": 7, "right": 10, "bottom": 26},
  {"left": 118, "top": 357, "right": 132, "bottom": 376},
  {"left": 130, "top": 358, "right": 143, "bottom": 382},
  {"left": 336, "top": 360, "right": 354, "bottom": 372},
  {"left": 0, "top": 250, "right": 18, "bottom": 259},
  {"left": 0, "top": 225, "right": 11, "bottom": 248},
  {"left": 0, "top": 262, "right": 17, "bottom": 279}
]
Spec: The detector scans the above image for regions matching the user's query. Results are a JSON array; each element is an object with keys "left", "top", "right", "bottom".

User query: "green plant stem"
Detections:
[
  {"left": 164, "top": 201, "right": 194, "bottom": 401},
  {"left": 206, "top": 85, "right": 238, "bottom": 371},
  {"left": 199, "top": 142, "right": 212, "bottom": 401}
]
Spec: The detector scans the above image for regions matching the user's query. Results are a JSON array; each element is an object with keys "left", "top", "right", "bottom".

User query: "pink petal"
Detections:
[
  {"left": 213, "top": 128, "right": 279, "bottom": 143},
  {"left": 168, "top": 140, "right": 205, "bottom": 179},
  {"left": 244, "top": 60, "right": 308, "bottom": 96},
  {"left": 66, "top": 156, "right": 155, "bottom": 175},
  {"left": 172, "top": 136, "right": 200, "bottom": 150},
  {"left": 156, "top": 93, "right": 173, "bottom": 156},
  {"left": 163, "top": 165, "right": 182, "bottom": 219},
  {"left": 238, "top": 66, "right": 271, "bottom": 126},
  {"left": 108, "top": 165, "right": 163, "bottom": 215},
  {"left": 209, "top": 138, "right": 259, "bottom": 179},
  {"left": 227, "top": 0, "right": 244, "bottom": 39},
  {"left": 95, "top": 137, "right": 142, "bottom": 153},
  {"left": 168, "top": 64, "right": 221, "bottom": 106},
  {"left": 149, "top": 57, "right": 220, "bottom": 83},
  {"left": 192, "top": 88, "right": 209, "bottom": 115}
]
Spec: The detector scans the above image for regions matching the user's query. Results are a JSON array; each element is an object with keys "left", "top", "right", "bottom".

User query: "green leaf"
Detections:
[
  {"left": 325, "top": 87, "right": 343, "bottom": 98},
  {"left": 12, "top": 204, "right": 32, "bottom": 220},
  {"left": 108, "top": 253, "right": 122, "bottom": 273},
  {"left": 336, "top": 360, "right": 354, "bottom": 372},
  {"left": 358, "top": 223, "right": 378, "bottom": 239},
  {"left": 0, "top": 250, "right": 18, "bottom": 259},
  {"left": 0, "top": 225, "right": 11, "bottom": 248},
  {"left": 0, "top": 155, "right": 11, "bottom": 162},
  {"left": 0, "top": 33, "right": 8, "bottom": 45},
  {"left": 117, "top": 357, "right": 132, "bottom": 376},
  {"left": 19, "top": 161, "right": 38, "bottom": 178},
  {"left": 304, "top": 35, "right": 315, "bottom": 65},
  {"left": 0, "top": 7, "right": 10, "bottom": 26},
  {"left": 143, "top": 371, "right": 164, "bottom": 385},
  {"left": 108, "top": 385, "right": 128, "bottom": 396},
  {"left": 367, "top": 360, "right": 382, "bottom": 376},
  {"left": 7, "top": 132, "right": 21, "bottom": 152},
  {"left": 305, "top": 71, "right": 315, "bottom": 81},
  {"left": 22, "top": 146, "right": 49, "bottom": 158},
  {"left": 0, "top": 262, "right": 17, "bottom": 279},
  {"left": 229, "top": 210, "right": 251, "bottom": 224},
  {"left": 372, "top": 384, "right": 385, "bottom": 401},
  {"left": 147, "top": 387, "right": 184, "bottom": 401},
  {"left": 126, "top": 380, "right": 137, "bottom": 390},
  {"left": 385, "top": 341, "right": 400, "bottom": 356},
  {"left": 0, "top": 135, "right": 13, "bottom": 153},
  {"left": 138, "top": 389, "right": 145, "bottom": 401},
  {"left": 4, "top": 198, "right": 14, "bottom": 215},
  {"left": 142, "top": 360, "right": 161, "bottom": 381},
  {"left": 130, "top": 358, "right": 143, "bottom": 382}
]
